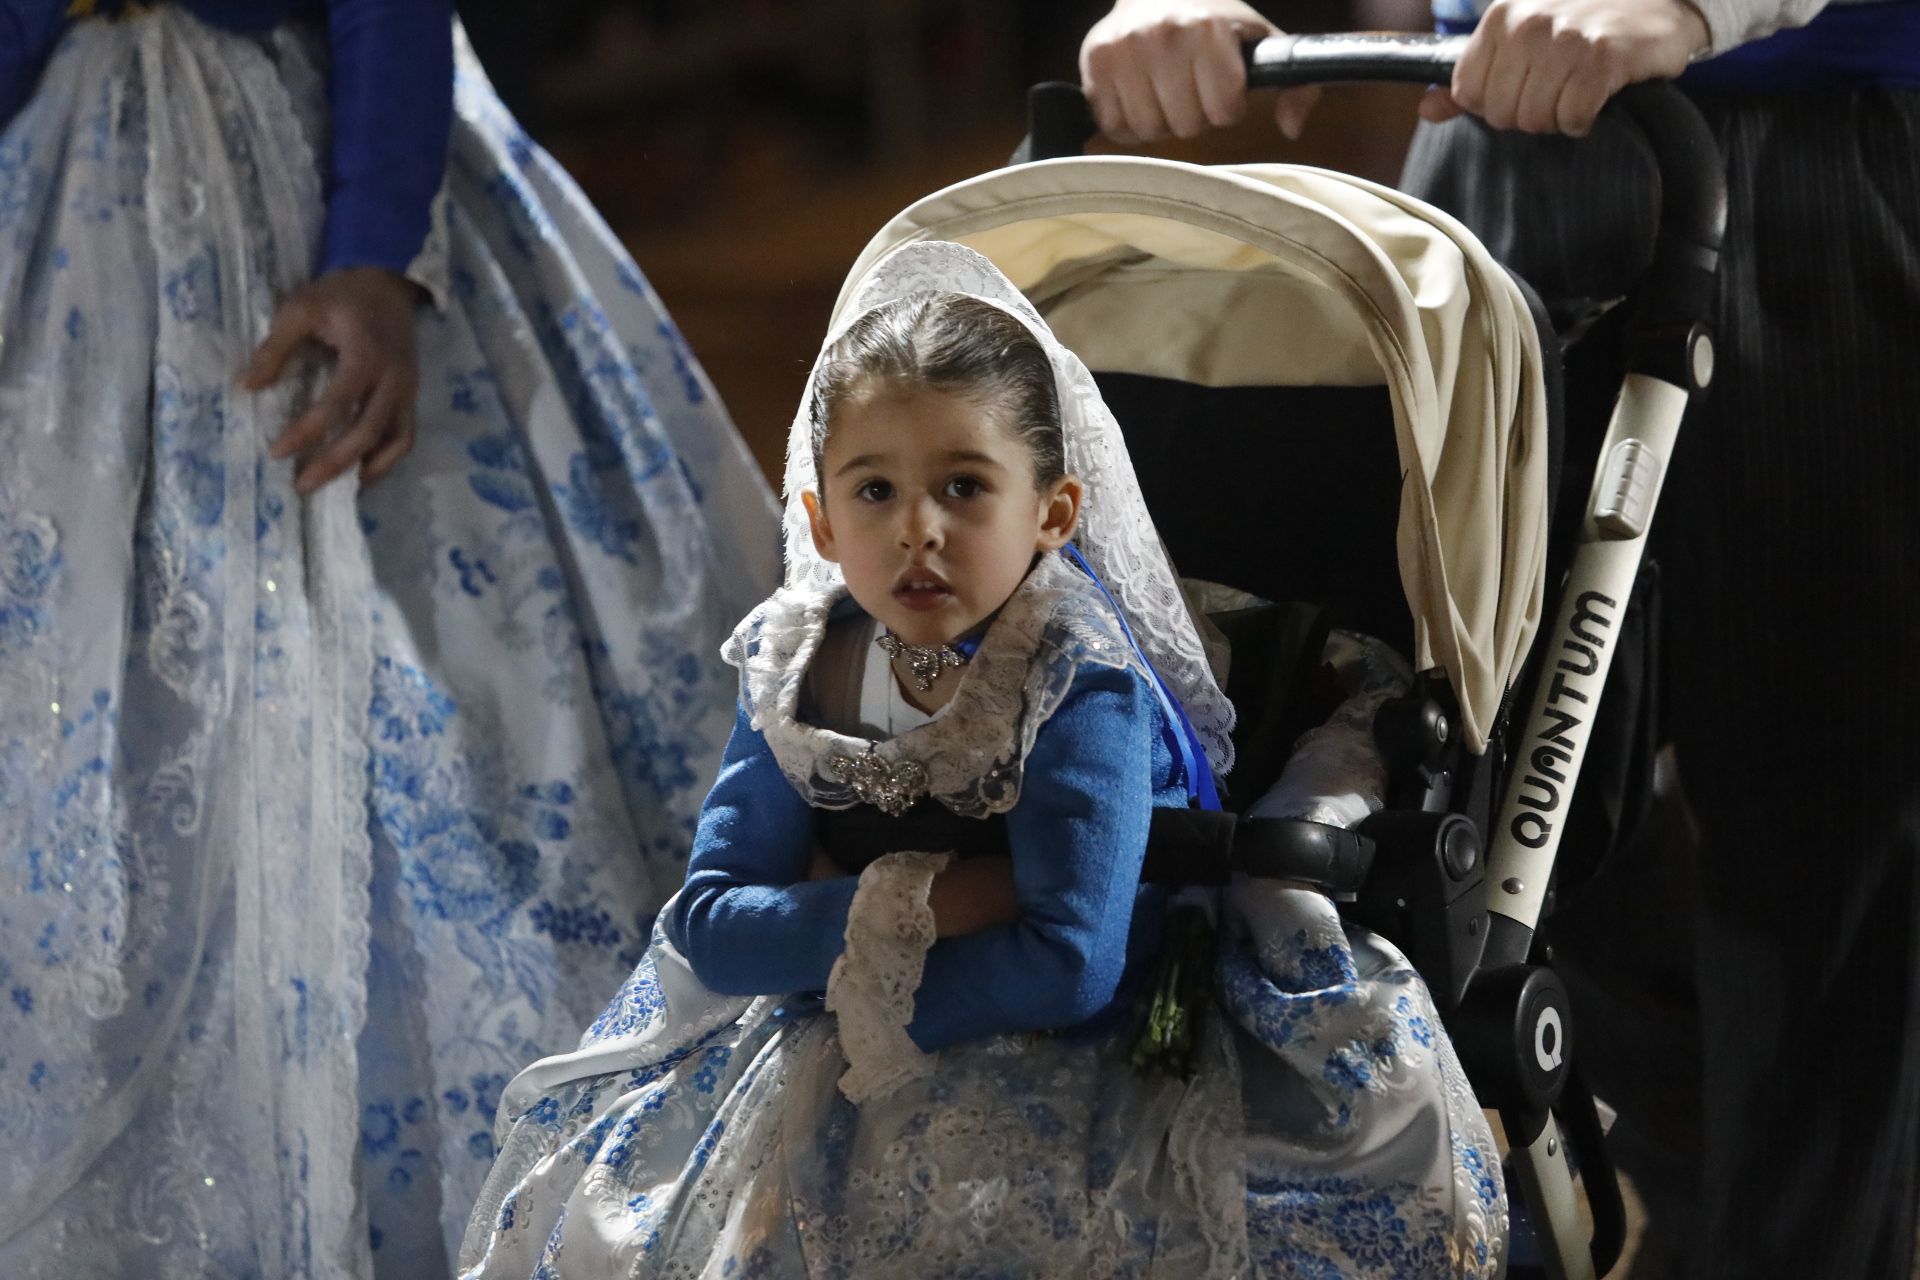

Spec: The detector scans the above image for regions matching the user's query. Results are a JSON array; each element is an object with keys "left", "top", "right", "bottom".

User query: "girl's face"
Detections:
[{"left": 802, "top": 382, "right": 1080, "bottom": 649}]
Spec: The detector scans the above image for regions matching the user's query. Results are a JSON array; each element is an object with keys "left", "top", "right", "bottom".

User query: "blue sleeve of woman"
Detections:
[
  {"left": 664, "top": 705, "right": 863, "bottom": 996},
  {"left": 0, "top": 2, "right": 71, "bottom": 127},
  {"left": 319, "top": 0, "right": 454, "bottom": 277},
  {"left": 905, "top": 663, "right": 1162, "bottom": 1052}
]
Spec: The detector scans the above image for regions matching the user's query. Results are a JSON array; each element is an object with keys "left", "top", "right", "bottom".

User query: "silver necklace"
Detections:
[{"left": 876, "top": 631, "right": 967, "bottom": 692}]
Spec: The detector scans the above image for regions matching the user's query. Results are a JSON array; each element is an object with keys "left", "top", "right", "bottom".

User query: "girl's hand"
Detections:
[
  {"left": 1419, "top": 0, "right": 1710, "bottom": 137},
  {"left": 1080, "top": 0, "right": 1322, "bottom": 143},
  {"left": 927, "top": 857, "right": 1021, "bottom": 939},
  {"left": 242, "top": 266, "right": 424, "bottom": 494}
]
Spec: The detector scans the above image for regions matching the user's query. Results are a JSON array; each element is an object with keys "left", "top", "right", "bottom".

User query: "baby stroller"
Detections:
[{"left": 835, "top": 33, "right": 1724, "bottom": 1280}]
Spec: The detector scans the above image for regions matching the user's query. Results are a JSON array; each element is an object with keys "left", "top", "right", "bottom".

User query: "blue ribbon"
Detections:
[{"left": 1061, "top": 545, "right": 1222, "bottom": 811}]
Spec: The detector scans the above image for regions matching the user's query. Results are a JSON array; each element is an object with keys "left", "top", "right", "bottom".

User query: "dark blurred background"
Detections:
[{"left": 457, "top": 0, "right": 1430, "bottom": 483}]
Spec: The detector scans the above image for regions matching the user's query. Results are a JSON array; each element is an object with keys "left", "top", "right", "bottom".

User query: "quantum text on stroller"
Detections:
[{"left": 1510, "top": 591, "right": 1618, "bottom": 849}]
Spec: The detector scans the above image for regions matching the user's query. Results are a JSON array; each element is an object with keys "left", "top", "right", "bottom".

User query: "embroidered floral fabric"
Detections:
[
  {"left": 0, "top": 11, "right": 776, "bottom": 1277},
  {"left": 461, "top": 784, "right": 1507, "bottom": 1279}
]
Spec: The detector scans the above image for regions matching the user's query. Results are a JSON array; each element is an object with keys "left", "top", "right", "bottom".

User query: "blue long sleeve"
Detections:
[
  {"left": 0, "top": 2, "right": 70, "bottom": 126},
  {"left": 905, "top": 664, "right": 1166, "bottom": 1052},
  {"left": 664, "top": 707, "right": 860, "bottom": 997},
  {"left": 317, "top": 0, "right": 453, "bottom": 277}
]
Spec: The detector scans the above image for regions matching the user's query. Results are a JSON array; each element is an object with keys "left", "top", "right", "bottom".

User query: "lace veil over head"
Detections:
[{"left": 768, "top": 241, "right": 1235, "bottom": 780}]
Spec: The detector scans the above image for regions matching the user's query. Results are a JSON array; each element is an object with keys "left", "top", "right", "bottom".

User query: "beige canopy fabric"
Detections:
[{"left": 831, "top": 156, "right": 1549, "bottom": 754}]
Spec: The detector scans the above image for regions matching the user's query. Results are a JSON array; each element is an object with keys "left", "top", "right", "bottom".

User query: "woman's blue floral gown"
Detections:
[{"left": 0, "top": 6, "right": 777, "bottom": 1276}]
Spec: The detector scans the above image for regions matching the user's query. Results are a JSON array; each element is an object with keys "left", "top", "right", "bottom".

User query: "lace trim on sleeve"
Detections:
[{"left": 825, "top": 850, "right": 951, "bottom": 1104}]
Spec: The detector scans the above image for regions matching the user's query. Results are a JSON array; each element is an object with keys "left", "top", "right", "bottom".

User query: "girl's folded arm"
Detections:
[
  {"left": 665, "top": 706, "right": 858, "bottom": 997},
  {"left": 906, "top": 665, "right": 1158, "bottom": 1051}
]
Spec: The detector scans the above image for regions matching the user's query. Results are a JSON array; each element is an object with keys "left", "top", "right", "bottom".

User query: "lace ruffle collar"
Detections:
[{"left": 721, "top": 553, "right": 1147, "bottom": 818}]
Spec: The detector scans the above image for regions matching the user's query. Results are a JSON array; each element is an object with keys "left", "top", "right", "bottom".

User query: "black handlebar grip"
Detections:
[{"left": 1243, "top": 31, "right": 1467, "bottom": 87}]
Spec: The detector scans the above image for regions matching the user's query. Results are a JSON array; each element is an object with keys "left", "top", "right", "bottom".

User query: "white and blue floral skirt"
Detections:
[
  {"left": 459, "top": 885, "right": 1506, "bottom": 1280},
  {"left": 0, "top": 10, "right": 777, "bottom": 1277}
]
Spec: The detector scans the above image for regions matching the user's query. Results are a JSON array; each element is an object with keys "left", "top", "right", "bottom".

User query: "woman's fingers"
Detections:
[
  {"left": 1146, "top": 46, "right": 1213, "bottom": 139},
  {"left": 241, "top": 300, "right": 314, "bottom": 391},
  {"left": 1555, "top": 64, "right": 1617, "bottom": 136},
  {"left": 270, "top": 356, "right": 370, "bottom": 463},
  {"left": 1448, "top": 2, "right": 1500, "bottom": 117},
  {"left": 1471, "top": 12, "right": 1540, "bottom": 129},
  {"left": 1513, "top": 48, "right": 1569, "bottom": 132},
  {"left": 1442, "top": 0, "right": 1713, "bottom": 135},
  {"left": 1192, "top": 20, "right": 1251, "bottom": 129},
  {"left": 248, "top": 267, "right": 423, "bottom": 494},
  {"left": 359, "top": 386, "right": 417, "bottom": 487},
  {"left": 1417, "top": 84, "right": 1467, "bottom": 123},
  {"left": 295, "top": 373, "right": 402, "bottom": 494},
  {"left": 1272, "top": 84, "right": 1322, "bottom": 140},
  {"left": 1080, "top": 0, "right": 1275, "bottom": 143}
]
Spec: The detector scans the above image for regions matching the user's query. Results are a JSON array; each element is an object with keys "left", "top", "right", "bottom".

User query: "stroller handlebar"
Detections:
[
  {"left": 1020, "top": 32, "right": 1727, "bottom": 357},
  {"left": 1244, "top": 30, "right": 1469, "bottom": 88},
  {"left": 1250, "top": 33, "right": 1726, "bottom": 362}
]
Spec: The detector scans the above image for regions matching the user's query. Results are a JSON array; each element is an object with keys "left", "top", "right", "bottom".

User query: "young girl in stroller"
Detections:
[{"left": 459, "top": 241, "right": 1506, "bottom": 1279}]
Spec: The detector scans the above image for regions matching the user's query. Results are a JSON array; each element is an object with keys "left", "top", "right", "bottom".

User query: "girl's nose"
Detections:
[{"left": 898, "top": 497, "right": 943, "bottom": 550}]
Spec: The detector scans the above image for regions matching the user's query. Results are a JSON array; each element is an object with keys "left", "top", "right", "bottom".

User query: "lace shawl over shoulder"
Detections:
[{"left": 721, "top": 553, "right": 1148, "bottom": 818}]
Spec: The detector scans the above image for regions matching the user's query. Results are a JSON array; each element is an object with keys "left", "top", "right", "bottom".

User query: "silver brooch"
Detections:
[
  {"left": 876, "top": 632, "right": 966, "bottom": 692},
  {"left": 825, "top": 748, "right": 928, "bottom": 818}
]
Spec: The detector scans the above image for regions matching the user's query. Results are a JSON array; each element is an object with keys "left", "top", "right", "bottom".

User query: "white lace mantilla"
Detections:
[
  {"left": 723, "top": 551, "right": 1148, "bottom": 818},
  {"left": 776, "top": 241, "right": 1236, "bottom": 782}
]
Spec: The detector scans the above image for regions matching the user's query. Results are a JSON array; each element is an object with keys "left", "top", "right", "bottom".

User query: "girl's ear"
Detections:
[
  {"left": 1034, "top": 475, "right": 1083, "bottom": 552},
  {"left": 801, "top": 489, "right": 839, "bottom": 563}
]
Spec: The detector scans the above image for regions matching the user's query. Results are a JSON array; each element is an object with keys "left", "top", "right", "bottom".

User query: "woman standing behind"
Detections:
[{"left": 0, "top": 2, "right": 778, "bottom": 1275}]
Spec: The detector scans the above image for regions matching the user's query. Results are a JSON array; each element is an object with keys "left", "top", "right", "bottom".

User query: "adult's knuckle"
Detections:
[
  {"left": 1586, "top": 30, "right": 1623, "bottom": 64},
  {"left": 1083, "top": 37, "right": 1121, "bottom": 78}
]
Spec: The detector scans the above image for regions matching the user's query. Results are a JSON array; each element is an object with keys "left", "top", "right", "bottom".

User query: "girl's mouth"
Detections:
[{"left": 892, "top": 572, "right": 954, "bottom": 611}]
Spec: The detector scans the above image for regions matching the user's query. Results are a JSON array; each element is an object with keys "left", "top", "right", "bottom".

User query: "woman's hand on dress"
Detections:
[
  {"left": 1419, "top": 0, "right": 1711, "bottom": 136},
  {"left": 927, "top": 858, "right": 1021, "bottom": 939},
  {"left": 1080, "top": 0, "right": 1322, "bottom": 143},
  {"left": 243, "top": 266, "right": 424, "bottom": 494}
]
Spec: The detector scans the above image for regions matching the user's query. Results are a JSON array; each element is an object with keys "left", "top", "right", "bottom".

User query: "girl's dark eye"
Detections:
[
  {"left": 855, "top": 479, "right": 893, "bottom": 503},
  {"left": 945, "top": 476, "right": 984, "bottom": 499}
]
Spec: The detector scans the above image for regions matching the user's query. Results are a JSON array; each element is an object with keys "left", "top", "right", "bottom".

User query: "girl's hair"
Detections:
[{"left": 808, "top": 292, "right": 1065, "bottom": 491}]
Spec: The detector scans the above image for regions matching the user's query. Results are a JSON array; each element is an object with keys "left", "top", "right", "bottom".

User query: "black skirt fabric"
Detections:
[{"left": 1402, "top": 89, "right": 1920, "bottom": 1279}]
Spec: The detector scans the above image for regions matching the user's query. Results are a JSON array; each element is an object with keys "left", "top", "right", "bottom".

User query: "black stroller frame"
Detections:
[{"left": 1018, "top": 33, "right": 1727, "bottom": 1280}]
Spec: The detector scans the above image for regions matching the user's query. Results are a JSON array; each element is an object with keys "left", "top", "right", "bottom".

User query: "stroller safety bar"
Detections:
[{"left": 1139, "top": 809, "right": 1381, "bottom": 893}]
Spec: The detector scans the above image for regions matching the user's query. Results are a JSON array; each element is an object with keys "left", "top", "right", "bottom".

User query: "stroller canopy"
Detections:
[{"left": 832, "top": 156, "right": 1550, "bottom": 754}]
